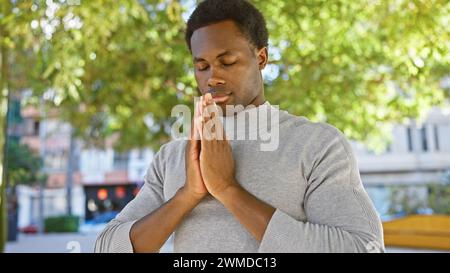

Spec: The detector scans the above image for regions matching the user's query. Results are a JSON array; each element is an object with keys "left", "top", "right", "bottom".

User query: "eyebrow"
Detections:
[{"left": 193, "top": 50, "right": 234, "bottom": 63}]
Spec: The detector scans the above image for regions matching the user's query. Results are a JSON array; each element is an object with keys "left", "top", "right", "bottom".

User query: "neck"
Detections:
[
  {"left": 247, "top": 87, "right": 266, "bottom": 107},
  {"left": 219, "top": 100, "right": 280, "bottom": 140}
]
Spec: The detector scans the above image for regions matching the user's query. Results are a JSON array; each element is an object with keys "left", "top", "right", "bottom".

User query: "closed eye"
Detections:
[
  {"left": 197, "top": 65, "right": 209, "bottom": 72},
  {"left": 222, "top": 62, "right": 236, "bottom": 67}
]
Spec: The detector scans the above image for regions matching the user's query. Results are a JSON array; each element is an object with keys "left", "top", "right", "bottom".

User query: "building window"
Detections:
[
  {"left": 33, "top": 120, "right": 40, "bottom": 136},
  {"left": 137, "top": 168, "right": 145, "bottom": 178},
  {"left": 421, "top": 127, "right": 428, "bottom": 152},
  {"left": 113, "top": 151, "right": 129, "bottom": 170},
  {"left": 406, "top": 127, "right": 413, "bottom": 152},
  {"left": 386, "top": 143, "right": 392, "bottom": 153},
  {"left": 434, "top": 125, "right": 440, "bottom": 151},
  {"left": 45, "top": 150, "right": 67, "bottom": 171},
  {"left": 137, "top": 150, "right": 145, "bottom": 160}
]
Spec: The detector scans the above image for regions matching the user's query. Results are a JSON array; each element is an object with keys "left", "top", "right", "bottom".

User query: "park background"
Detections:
[{"left": 0, "top": 0, "right": 449, "bottom": 252}]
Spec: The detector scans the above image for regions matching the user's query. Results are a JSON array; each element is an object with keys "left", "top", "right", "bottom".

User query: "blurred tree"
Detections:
[
  {"left": 1, "top": 0, "right": 43, "bottom": 251},
  {"left": 0, "top": 0, "right": 10, "bottom": 254},
  {"left": 3, "top": 140, "right": 46, "bottom": 243},
  {"left": 387, "top": 185, "right": 427, "bottom": 217},
  {"left": 3, "top": 0, "right": 449, "bottom": 152},
  {"left": 428, "top": 184, "right": 450, "bottom": 215},
  {"left": 16, "top": 0, "right": 194, "bottom": 151},
  {"left": 0, "top": 0, "right": 449, "bottom": 252},
  {"left": 5, "top": 141, "right": 44, "bottom": 188},
  {"left": 428, "top": 174, "right": 450, "bottom": 215},
  {"left": 255, "top": 0, "right": 450, "bottom": 150},
  {"left": 0, "top": 0, "right": 12, "bottom": 253}
]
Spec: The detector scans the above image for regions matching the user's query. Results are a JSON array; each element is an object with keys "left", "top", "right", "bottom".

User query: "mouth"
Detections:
[{"left": 211, "top": 92, "right": 232, "bottom": 104}]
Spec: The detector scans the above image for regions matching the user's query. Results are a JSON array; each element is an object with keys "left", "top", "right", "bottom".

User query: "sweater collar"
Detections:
[{"left": 219, "top": 101, "right": 284, "bottom": 140}]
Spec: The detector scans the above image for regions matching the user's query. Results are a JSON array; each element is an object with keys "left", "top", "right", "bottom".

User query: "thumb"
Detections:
[{"left": 188, "top": 102, "right": 202, "bottom": 156}]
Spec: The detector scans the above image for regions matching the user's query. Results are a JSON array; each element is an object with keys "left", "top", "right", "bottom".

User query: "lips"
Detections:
[{"left": 212, "top": 93, "right": 231, "bottom": 103}]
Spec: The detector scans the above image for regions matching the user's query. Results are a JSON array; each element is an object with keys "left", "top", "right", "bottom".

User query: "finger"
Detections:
[
  {"left": 193, "top": 100, "right": 203, "bottom": 140},
  {"left": 202, "top": 93, "right": 217, "bottom": 117},
  {"left": 201, "top": 117, "right": 216, "bottom": 141},
  {"left": 189, "top": 117, "right": 201, "bottom": 153},
  {"left": 204, "top": 93, "right": 214, "bottom": 105},
  {"left": 207, "top": 105, "right": 225, "bottom": 141},
  {"left": 195, "top": 97, "right": 202, "bottom": 118},
  {"left": 201, "top": 94, "right": 208, "bottom": 115},
  {"left": 214, "top": 119, "right": 224, "bottom": 141},
  {"left": 204, "top": 103, "right": 219, "bottom": 118},
  {"left": 194, "top": 115, "right": 203, "bottom": 140},
  {"left": 198, "top": 95, "right": 209, "bottom": 124}
]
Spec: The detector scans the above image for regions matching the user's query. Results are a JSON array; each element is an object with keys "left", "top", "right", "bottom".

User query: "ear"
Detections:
[{"left": 256, "top": 47, "right": 268, "bottom": 70}]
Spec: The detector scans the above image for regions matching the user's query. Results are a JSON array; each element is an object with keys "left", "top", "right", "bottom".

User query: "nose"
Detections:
[
  {"left": 207, "top": 77, "right": 225, "bottom": 87},
  {"left": 207, "top": 68, "right": 225, "bottom": 87}
]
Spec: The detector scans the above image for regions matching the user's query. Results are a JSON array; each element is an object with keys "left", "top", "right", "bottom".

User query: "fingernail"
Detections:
[{"left": 205, "top": 93, "right": 212, "bottom": 102}]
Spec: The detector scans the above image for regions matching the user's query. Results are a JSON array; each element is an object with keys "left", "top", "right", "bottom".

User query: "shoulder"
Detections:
[
  {"left": 144, "top": 139, "right": 186, "bottom": 178},
  {"left": 160, "top": 138, "right": 187, "bottom": 152},
  {"left": 279, "top": 109, "right": 346, "bottom": 143},
  {"left": 277, "top": 109, "right": 357, "bottom": 164},
  {"left": 155, "top": 138, "right": 187, "bottom": 162}
]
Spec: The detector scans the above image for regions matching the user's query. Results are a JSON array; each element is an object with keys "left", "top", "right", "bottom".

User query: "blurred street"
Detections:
[
  {"left": 5, "top": 233, "right": 447, "bottom": 253},
  {"left": 1, "top": 0, "right": 450, "bottom": 256},
  {"left": 5, "top": 233, "right": 174, "bottom": 253},
  {"left": 6, "top": 233, "right": 98, "bottom": 253}
]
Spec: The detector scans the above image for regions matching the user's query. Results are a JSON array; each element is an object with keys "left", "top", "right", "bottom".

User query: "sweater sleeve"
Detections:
[
  {"left": 94, "top": 146, "right": 166, "bottom": 253},
  {"left": 258, "top": 125, "right": 385, "bottom": 253}
]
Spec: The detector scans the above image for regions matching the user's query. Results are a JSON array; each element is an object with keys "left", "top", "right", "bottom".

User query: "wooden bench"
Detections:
[{"left": 383, "top": 215, "right": 450, "bottom": 250}]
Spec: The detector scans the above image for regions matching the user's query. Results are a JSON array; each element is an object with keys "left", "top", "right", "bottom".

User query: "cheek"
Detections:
[
  {"left": 194, "top": 72, "right": 202, "bottom": 83},
  {"left": 232, "top": 65, "right": 254, "bottom": 86},
  {"left": 240, "top": 67, "right": 261, "bottom": 93},
  {"left": 194, "top": 73, "right": 207, "bottom": 90}
]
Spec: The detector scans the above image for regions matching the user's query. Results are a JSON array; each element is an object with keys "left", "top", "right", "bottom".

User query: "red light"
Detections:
[
  {"left": 115, "top": 186, "right": 126, "bottom": 199},
  {"left": 97, "top": 188, "right": 108, "bottom": 201}
]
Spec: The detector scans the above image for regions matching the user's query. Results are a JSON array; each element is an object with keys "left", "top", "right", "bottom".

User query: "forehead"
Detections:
[{"left": 190, "top": 20, "right": 252, "bottom": 58}]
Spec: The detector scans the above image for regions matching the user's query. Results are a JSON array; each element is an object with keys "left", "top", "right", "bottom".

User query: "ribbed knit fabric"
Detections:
[{"left": 95, "top": 102, "right": 384, "bottom": 253}]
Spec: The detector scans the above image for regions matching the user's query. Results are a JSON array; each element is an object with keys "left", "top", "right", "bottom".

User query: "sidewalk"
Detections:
[
  {"left": 5, "top": 232, "right": 174, "bottom": 253},
  {"left": 6, "top": 233, "right": 98, "bottom": 253},
  {"left": 5, "top": 233, "right": 447, "bottom": 253}
]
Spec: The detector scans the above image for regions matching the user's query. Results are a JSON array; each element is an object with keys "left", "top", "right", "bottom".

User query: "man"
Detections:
[{"left": 95, "top": 0, "right": 384, "bottom": 253}]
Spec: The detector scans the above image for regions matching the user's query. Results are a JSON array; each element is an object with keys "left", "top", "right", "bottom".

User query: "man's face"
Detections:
[{"left": 190, "top": 20, "right": 267, "bottom": 115}]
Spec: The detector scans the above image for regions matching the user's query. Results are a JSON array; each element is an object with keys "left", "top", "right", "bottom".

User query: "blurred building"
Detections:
[
  {"left": 351, "top": 106, "right": 450, "bottom": 219},
  {"left": 353, "top": 106, "right": 450, "bottom": 186},
  {"left": 10, "top": 92, "right": 450, "bottom": 226},
  {"left": 20, "top": 105, "right": 83, "bottom": 188},
  {"left": 80, "top": 148, "right": 153, "bottom": 220},
  {"left": 11, "top": 98, "right": 153, "bottom": 228}
]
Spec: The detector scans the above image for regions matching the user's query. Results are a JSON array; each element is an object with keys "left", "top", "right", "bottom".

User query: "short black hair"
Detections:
[{"left": 185, "top": 0, "right": 269, "bottom": 51}]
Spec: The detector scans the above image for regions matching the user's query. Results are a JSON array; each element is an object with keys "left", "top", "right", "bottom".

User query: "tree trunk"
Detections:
[
  {"left": 0, "top": 0, "right": 12, "bottom": 252},
  {"left": 66, "top": 127, "right": 75, "bottom": 216}
]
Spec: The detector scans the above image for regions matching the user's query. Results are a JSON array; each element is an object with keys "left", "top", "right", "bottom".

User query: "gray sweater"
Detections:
[{"left": 95, "top": 103, "right": 384, "bottom": 253}]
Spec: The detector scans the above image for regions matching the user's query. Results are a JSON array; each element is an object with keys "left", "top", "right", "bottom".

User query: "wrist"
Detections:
[
  {"left": 214, "top": 182, "right": 242, "bottom": 204},
  {"left": 177, "top": 186, "right": 206, "bottom": 205}
]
